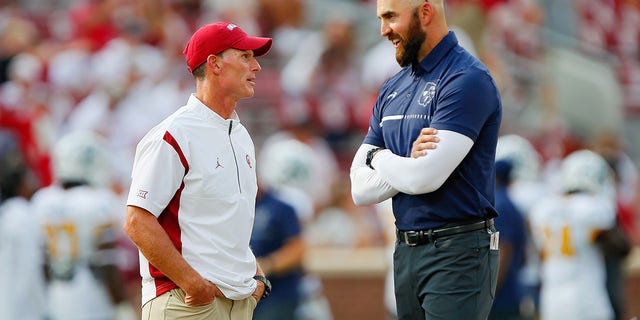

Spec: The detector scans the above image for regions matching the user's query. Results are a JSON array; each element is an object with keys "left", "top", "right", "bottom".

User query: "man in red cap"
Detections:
[{"left": 123, "top": 22, "right": 273, "bottom": 319}]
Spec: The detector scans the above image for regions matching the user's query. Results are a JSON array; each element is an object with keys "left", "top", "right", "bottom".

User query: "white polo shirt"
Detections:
[{"left": 127, "top": 94, "right": 258, "bottom": 305}]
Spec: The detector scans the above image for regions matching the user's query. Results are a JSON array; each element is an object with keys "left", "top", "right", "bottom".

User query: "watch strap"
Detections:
[
  {"left": 253, "top": 275, "right": 271, "bottom": 299},
  {"left": 366, "top": 147, "right": 383, "bottom": 170}
]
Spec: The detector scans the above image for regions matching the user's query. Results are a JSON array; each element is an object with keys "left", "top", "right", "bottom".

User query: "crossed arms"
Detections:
[{"left": 350, "top": 128, "right": 473, "bottom": 205}]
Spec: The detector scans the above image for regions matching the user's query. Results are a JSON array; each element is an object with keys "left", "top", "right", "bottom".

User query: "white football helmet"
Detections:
[
  {"left": 496, "top": 134, "right": 542, "bottom": 182},
  {"left": 258, "top": 138, "right": 314, "bottom": 193},
  {"left": 560, "top": 149, "right": 614, "bottom": 196},
  {"left": 53, "top": 131, "right": 111, "bottom": 188}
]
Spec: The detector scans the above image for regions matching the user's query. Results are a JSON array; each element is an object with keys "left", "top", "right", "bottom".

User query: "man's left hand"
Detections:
[
  {"left": 411, "top": 127, "right": 439, "bottom": 158},
  {"left": 252, "top": 279, "right": 265, "bottom": 302}
]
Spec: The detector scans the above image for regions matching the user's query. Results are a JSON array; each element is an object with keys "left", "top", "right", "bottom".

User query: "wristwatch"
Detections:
[
  {"left": 253, "top": 275, "right": 271, "bottom": 299},
  {"left": 366, "top": 147, "right": 383, "bottom": 170}
]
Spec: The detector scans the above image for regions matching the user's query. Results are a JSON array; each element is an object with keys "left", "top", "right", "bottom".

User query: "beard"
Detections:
[{"left": 396, "top": 11, "right": 426, "bottom": 67}]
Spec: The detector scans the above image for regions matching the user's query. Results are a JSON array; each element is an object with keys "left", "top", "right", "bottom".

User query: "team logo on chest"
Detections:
[
  {"left": 418, "top": 82, "right": 437, "bottom": 107},
  {"left": 246, "top": 154, "right": 252, "bottom": 168}
]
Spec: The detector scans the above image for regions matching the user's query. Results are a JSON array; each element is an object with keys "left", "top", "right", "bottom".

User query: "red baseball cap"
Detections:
[{"left": 183, "top": 22, "right": 273, "bottom": 73}]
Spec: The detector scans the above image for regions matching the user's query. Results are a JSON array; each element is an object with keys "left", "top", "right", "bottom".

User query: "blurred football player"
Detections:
[
  {"left": 495, "top": 134, "right": 548, "bottom": 317},
  {"left": 31, "top": 130, "right": 134, "bottom": 320},
  {"left": 490, "top": 159, "right": 528, "bottom": 320},
  {"left": 529, "top": 150, "right": 617, "bottom": 320},
  {"left": 256, "top": 137, "right": 333, "bottom": 320},
  {"left": 496, "top": 134, "right": 547, "bottom": 215},
  {"left": 0, "top": 132, "right": 46, "bottom": 320}
]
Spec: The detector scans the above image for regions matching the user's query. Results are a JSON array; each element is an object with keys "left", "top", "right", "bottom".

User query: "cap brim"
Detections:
[{"left": 234, "top": 36, "right": 273, "bottom": 57}]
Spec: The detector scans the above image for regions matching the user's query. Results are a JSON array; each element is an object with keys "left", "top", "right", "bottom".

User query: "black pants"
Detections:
[{"left": 393, "top": 227, "right": 499, "bottom": 320}]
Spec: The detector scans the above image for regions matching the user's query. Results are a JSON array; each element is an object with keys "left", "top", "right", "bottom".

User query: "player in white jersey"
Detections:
[
  {"left": 31, "top": 130, "right": 131, "bottom": 320},
  {"left": 0, "top": 135, "right": 47, "bottom": 320},
  {"left": 496, "top": 134, "right": 549, "bottom": 215},
  {"left": 529, "top": 150, "right": 616, "bottom": 320}
]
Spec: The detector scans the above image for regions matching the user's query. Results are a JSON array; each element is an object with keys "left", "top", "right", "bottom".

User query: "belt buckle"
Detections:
[{"left": 404, "top": 231, "right": 419, "bottom": 246}]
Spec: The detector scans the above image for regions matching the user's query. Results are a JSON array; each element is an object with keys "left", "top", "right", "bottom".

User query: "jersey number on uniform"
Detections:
[
  {"left": 540, "top": 226, "right": 576, "bottom": 260},
  {"left": 44, "top": 222, "right": 79, "bottom": 279}
]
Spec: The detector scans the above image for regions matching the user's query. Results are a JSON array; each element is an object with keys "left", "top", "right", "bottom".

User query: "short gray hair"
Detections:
[{"left": 192, "top": 62, "right": 206, "bottom": 79}]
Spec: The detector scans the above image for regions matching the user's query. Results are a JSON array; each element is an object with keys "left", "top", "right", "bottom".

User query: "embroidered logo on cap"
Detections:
[{"left": 227, "top": 23, "right": 237, "bottom": 31}]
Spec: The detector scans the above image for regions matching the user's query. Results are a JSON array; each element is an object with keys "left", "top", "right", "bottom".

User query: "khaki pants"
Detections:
[{"left": 142, "top": 288, "right": 257, "bottom": 320}]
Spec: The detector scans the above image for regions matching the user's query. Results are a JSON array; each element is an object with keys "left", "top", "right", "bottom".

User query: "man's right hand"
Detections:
[
  {"left": 411, "top": 127, "right": 439, "bottom": 158},
  {"left": 185, "top": 280, "right": 224, "bottom": 306}
]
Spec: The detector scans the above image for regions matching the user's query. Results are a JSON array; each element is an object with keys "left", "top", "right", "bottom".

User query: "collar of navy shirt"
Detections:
[{"left": 412, "top": 31, "right": 458, "bottom": 75}]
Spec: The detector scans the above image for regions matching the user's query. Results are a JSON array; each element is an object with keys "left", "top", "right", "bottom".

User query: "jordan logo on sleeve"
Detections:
[{"left": 215, "top": 157, "right": 224, "bottom": 169}]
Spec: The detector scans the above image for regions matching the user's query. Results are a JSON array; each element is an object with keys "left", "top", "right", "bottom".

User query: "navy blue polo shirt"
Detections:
[
  {"left": 363, "top": 31, "right": 502, "bottom": 230},
  {"left": 491, "top": 177, "right": 526, "bottom": 315},
  {"left": 250, "top": 191, "right": 303, "bottom": 302}
]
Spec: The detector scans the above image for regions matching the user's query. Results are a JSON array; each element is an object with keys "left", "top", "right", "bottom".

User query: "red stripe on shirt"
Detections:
[{"left": 148, "top": 131, "right": 190, "bottom": 297}]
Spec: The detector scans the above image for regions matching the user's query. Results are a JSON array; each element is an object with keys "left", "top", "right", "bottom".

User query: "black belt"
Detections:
[{"left": 397, "top": 219, "right": 494, "bottom": 247}]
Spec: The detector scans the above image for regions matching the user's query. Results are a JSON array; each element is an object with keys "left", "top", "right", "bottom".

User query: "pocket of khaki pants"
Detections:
[{"left": 172, "top": 288, "right": 187, "bottom": 304}]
